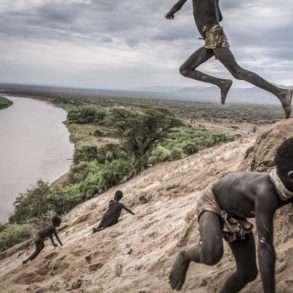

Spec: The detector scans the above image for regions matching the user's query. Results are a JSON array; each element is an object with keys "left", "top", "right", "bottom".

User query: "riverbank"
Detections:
[
  {"left": 0, "top": 96, "right": 236, "bottom": 252},
  {"left": 0, "top": 96, "right": 13, "bottom": 110},
  {"left": 0, "top": 96, "right": 74, "bottom": 224}
]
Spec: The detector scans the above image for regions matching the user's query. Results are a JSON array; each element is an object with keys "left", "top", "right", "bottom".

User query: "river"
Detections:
[{"left": 0, "top": 96, "right": 74, "bottom": 223}]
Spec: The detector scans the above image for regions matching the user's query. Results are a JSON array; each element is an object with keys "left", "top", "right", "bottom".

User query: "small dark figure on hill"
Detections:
[
  {"left": 23, "top": 216, "right": 63, "bottom": 265},
  {"left": 92, "top": 190, "right": 135, "bottom": 233}
]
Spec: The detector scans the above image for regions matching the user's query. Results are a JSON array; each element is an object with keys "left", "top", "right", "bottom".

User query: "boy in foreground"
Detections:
[{"left": 170, "top": 138, "right": 293, "bottom": 293}]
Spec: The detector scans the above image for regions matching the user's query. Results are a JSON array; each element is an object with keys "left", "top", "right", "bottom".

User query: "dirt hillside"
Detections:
[{"left": 1, "top": 119, "right": 293, "bottom": 293}]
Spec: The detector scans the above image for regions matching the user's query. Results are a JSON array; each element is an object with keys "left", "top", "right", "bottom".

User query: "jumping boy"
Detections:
[{"left": 165, "top": 0, "right": 292, "bottom": 118}]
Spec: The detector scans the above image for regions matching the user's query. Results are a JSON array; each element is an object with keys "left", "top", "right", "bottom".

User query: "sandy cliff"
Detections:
[{"left": 1, "top": 119, "right": 293, "bottom": 293}]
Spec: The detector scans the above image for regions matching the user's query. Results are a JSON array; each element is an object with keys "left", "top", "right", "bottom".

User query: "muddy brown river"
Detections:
[{"left": 0, "top": 96, "right": 74, "bottom": 223}]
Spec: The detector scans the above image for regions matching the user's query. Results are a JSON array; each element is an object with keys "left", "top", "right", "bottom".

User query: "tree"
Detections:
[
  {"left": 10, "top": 180, "right": 51, "bottom": 224},
  {"left": 110, "top": 106, "right": 182, "bottom": 174}
]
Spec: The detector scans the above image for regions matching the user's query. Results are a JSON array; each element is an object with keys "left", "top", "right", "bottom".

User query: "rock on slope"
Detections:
[{"left": 0, "top": 119, "right": 293, "bottom": 293}]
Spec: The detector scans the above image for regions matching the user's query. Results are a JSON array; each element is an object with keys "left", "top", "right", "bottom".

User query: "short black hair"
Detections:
[
  {"left": 114, "top": 190, "right": 123, "bottom": 201},
  {"left": 275, "top": 137, "right": 293, "bottom": 176},
  {"left": 52, "top": 216, "right": 62, "bottom": 227}
]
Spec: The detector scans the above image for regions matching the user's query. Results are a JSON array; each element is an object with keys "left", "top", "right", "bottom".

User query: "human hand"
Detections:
[{"left": 166, "top": 11, "right": 175, "bottom": 19}]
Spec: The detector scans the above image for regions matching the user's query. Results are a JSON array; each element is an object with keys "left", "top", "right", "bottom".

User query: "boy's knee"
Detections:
[
  {"left": 239, "top": 268, "right": 258, "bottom": 283},
  {"left": 179, "top": 65, "right": 191, "bottom": 77},
  {"left": 36, "top": 241, "right": 44, "bottom": 249},
  {"left": 247, "top": 268, "right": 258, "bottom": 282},
  {"left": 202, "top": 244, "right": 223, "bottom": 265}
]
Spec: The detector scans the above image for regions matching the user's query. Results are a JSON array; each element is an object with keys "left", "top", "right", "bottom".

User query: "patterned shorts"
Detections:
[
  {"left": 204, "top": 25, "right": 230, "bottom": 50},
  {"left": 197, "top": 186, "right": 253, "bottom": 243}
]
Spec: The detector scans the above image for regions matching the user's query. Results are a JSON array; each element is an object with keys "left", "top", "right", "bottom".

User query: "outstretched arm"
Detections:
[
  {"left": 166, "top": 0, "right": 188, "bottom": 19},
  {"left": 49, "top": 235, "right": 58, "bottom": 247},
  {"left": 54, "top": 231, "right": 63, "bottom": 246},
  {"left": 216, "top": 0, "right": 223, "bottom": 21},
  {"left": 255, "top": 200, "right": 276, "bottom": 293},
  {"left": 122, "top": 204, "right": 135, "bottom": 215}
]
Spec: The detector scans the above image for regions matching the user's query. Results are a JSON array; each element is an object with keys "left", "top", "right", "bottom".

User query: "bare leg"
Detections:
[
  {"left": 92, "top": 227, "right": 104, "bottom": 233},
  {"left": 220, "top": 234, "right": 258, "bottom": 293},
  {"left": 180, "top": 47, "right": 233, "bottom": 104},
  {"left": 23, "top": 240, "right": 44, "bottom": 264},
  {"left": 214, "top": 47, "right": 292, "bottom": 118},
  {"left": 169, "top": 212, "right": 223, "bottom": 291}
]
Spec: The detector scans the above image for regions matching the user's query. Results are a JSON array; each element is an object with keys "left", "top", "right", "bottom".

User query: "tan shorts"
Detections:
[
  {"left": 204, "top": 25, "right": 230, "bottom": 50},
  {"left": 196, "top": 186, "right": 253, "bottom": 243},
  {"left": 196, "top": 185, "right": 221, "bottom": 220}
]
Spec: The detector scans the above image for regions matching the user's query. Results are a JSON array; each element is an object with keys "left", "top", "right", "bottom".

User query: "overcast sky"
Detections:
[{"left": 0, "top": 0, "right": 292, "bottom": 90}]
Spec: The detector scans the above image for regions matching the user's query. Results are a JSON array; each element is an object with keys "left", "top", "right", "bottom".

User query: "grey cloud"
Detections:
[{"left": 0, "top": 0, "right": 292, "bottom": 89}]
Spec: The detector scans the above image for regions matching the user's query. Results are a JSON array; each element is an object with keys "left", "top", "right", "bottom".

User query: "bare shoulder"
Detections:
[
  {"left": 214, "top": 171, "right": 266, "bottom": 188},
  {"left": 214, "top": 171, "right": 276, "bottom": 198}
]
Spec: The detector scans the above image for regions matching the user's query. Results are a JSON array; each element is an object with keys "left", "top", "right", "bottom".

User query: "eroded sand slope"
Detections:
[{"left": 1, "top": 119, "right": 293, "bottom": 293}]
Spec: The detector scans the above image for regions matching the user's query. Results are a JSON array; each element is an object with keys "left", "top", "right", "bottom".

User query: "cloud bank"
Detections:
[{"left": 0, "top": 0, "right": 292, "bottom": 89}]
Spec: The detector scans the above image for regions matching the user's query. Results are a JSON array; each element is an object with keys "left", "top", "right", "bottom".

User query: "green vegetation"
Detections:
[
  {"left": 0, "top": 103, "right": 235, "bottom": 252},
  {"left": 149, "top": 126, "right": 234, "bottom": 164},
  {"left": 109, "top": 107, "right": 182, "bottom": 173},
  {"left": 0, "top": 224, "right": 31, "bottom": 252},
  {"left": 0, "top": 96, "right": 13, "bottom": 110}
]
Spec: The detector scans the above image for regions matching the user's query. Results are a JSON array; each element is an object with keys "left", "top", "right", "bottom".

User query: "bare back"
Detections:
[
  {"left": 212, "top": 172, "right": 281, "bottom": 219},
  {"left": 192, "top": 0, "right": 222, "bottom": 35}
]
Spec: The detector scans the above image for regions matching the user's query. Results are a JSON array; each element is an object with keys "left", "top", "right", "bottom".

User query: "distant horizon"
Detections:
[{"left": 0, "top": 81, "right": 285, "bottom": 106}]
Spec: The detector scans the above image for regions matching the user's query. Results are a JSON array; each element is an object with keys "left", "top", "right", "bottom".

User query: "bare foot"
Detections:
[
  {"left": 219, "top": 80, "right": 232, "bottom": 105},
  {"left": 169, "top": 251, "right": 190, "bottom": 291},
  {"left": 279, "top": 89, "right": 292, "bottom": 119},
  {"left": 92, "top": 227, "right": 104, "bottom": 234}
]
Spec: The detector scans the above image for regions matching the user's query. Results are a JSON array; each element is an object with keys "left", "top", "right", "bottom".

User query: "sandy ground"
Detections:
[{"left": 1, "top": 119, "right": 293, "bottom": 293}]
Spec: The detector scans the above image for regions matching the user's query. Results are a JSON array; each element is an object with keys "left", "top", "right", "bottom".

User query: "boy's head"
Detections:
[
  {"left": 52, "top": 216, "right": 62, "bottom": 227},
  {"left": 114, "top": 190, "right": 123, "bottom": 201},
  {"left": 275, "top": 138, "right": 293, "bottom": 184}
]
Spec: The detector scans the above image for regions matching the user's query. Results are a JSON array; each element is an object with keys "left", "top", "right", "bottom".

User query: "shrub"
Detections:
[
  {"left": 48, "top": 184, "right": 84, "bottom": 215},
  {"left": 183, "top": 143, "right": 199, "bottom": 155},
  {"left": 74, "top": 145, "right": 98, "bottom": 164},
  {"left": 0, "top": 224, "right": 31, "bottom": 252},
  {"left": 148, "top": 145, "right": 171, "bottom": 164},
  {"left": 170, "top": 148, "right": 184, "bottom": 160},
  {"left": 110, "top": 107, "right": 182, "bottom": 173},
  {"left": 0, "top": 96, "right": 13, "bottom": 109},
  {"left": 68, "top": 106, "right": 106, "bottom": 124},
  {"left": 99, "top": 159, "right": 131, "bottom": 187},
  {"left": 80, "top": 159, "right": 132, "bottom": 197},
  {"left": 10, "top": 181, "right": 51, "bottom": 224},
  {"left": 94, "top": 129, "right": 104, "bottom": 136},
  {"left": 102, "top": 144, "right": 128, "bottom": 162},
  {"left": 70, "top": 162, "right": 90, "bottom": 183},
  {"left": 48, "top": 159, "right": 132, "bottom": 215}
]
